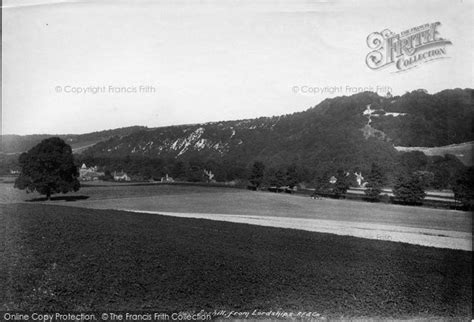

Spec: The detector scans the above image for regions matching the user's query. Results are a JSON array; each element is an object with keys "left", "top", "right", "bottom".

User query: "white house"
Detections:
[
  {"left": 113, "top": 171, "right": 131, "bottom": 182},
  {"left": 160, "top": 174, "right": 174, "bottom": 183},
  {"left": 79, "top": 163, "right": 104, "bottom": 181}
]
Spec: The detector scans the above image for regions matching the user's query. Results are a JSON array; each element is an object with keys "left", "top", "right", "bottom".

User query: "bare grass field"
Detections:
[
  {"left": 1, "top": 182, "right": 471, "bottom": 250},
  {"left": 0, "top": 203, "right": 471, "bottom": 318},
  {"left": 0, "top": 182, "right": 472, "bottom": 318}
]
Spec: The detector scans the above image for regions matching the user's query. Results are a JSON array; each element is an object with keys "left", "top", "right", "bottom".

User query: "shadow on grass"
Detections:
[{"left": 26, "top": 195, "right": 90, "bottom": 202}]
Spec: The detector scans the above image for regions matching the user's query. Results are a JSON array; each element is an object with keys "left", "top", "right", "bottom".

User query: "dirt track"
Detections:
[{"left": 121, "top": 209, "right": 472, "bottom": 251}]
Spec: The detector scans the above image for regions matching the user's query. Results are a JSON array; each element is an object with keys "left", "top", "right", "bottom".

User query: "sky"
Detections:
[{"left": 2, "top": 0, "right": 473, "bottom": 135}]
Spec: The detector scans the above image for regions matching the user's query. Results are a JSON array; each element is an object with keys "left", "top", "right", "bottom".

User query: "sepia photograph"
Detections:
[{"left": 0, "top": 0, "right": 472, "bottom": 320}]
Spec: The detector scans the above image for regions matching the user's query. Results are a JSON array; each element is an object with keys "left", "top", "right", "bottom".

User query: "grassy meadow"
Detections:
[
  {"left": 0, "top": 181, "right": 472, "bottom": 318},
  {"left": 1, "top": 182, "right": 469, "bottom": 233},
  {"left": 0, "top": 203, "right": 471, "bottom": 318}
]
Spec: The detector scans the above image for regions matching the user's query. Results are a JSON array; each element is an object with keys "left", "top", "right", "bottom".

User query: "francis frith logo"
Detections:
[{"left": 366, "top": 22, "right": 452, "bottom": 72}]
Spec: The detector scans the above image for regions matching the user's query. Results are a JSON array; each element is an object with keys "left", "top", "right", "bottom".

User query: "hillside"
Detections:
[
  {"left": 2, "top": 89, "right": 472, "bottom": 184},
  {"left": 0, "top": 126, "right": 147, "bottom": 154},
  {"left": 83, "top": 92, "right": 398, "bottom": 174},
  {"left": 370, "top": 89, "right": 473, "bottom": 147},
  {"left": 81, "top": 89, "right": 472, "bottom": 170},
  {"left": 395, "top": 141, "right": 473, "bottom": 167}
]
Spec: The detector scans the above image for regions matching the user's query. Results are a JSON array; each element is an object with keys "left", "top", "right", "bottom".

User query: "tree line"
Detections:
[{"left": 11, "top": 137, "right": 474, "bottom": 209}]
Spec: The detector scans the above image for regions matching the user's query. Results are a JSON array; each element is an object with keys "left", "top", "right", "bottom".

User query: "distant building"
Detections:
[
  {"left": 113, "top": 171, "right": 131, "bottom": 182},
  {"left": 267, "top": 186, "right": 296, "bottom": 193},
  {"left": 79, "top": 163, "right": 104, "bottom": 181},
  {"left": 204, "top": 169, "right": 216, "bottom": 183},
  {"left": 160, "top": 174, "right": 174, "bottom": 183},
  {"left": 354, "top": 172, "right": 367, "bottom": 187}
]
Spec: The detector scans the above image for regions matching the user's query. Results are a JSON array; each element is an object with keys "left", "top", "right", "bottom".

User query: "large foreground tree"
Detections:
[{"left": 14, "top": 137, "right": 80, "bottom": 200}]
